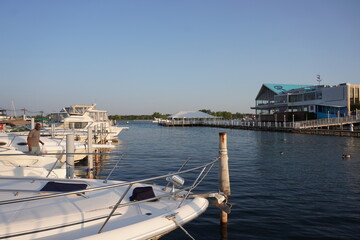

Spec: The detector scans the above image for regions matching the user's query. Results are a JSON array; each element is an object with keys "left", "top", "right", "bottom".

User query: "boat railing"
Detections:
[
  {"left": 0, "top": 157, "right": 218, "bottom": 206},
  {"left": 0, "top": 156, "right": 218, "bottom": 233}
]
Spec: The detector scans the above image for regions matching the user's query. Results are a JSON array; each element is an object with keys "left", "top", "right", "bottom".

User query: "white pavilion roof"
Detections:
[{"left": 168, "top": 111, "right": 219, "bottom": 119}]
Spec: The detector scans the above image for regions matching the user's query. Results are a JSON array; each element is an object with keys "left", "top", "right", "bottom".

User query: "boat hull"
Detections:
[{"left": 0, "top": 179, "right": 209, "bottom": 240}]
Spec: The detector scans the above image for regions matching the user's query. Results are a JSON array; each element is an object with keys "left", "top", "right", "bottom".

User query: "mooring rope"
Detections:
[{"left": 166, "top": 213, "right": 196, "bottom": 240}]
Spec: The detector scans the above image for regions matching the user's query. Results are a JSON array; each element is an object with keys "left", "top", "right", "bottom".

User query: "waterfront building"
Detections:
[{"left": 252, "top": 83, "right": 360, "bottom": 120}]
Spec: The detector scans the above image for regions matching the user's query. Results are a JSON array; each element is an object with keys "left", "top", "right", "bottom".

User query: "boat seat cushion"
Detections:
[
  {"left": 40, "top": 181, "right": 88, "bottom": 192},
  {"left": 130, "top": 186, "right": 157, "bottom": 202}
]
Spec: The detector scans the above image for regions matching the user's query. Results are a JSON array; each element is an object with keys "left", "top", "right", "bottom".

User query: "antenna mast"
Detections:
[
  {"left": 11, "top": 101, "right": 17, "bottom": 117},
  {"left": 316, "top": 75, "right": 322, "bottom": 85}
]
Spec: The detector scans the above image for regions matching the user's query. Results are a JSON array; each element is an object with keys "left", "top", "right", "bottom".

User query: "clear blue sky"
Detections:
[{"left": 1, "top": 0, "right": 359, "bottom": 115}]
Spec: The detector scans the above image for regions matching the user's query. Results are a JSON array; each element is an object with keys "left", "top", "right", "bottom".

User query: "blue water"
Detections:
[{"left": 99, "top": 121, "right": 360, "bottom": 240}]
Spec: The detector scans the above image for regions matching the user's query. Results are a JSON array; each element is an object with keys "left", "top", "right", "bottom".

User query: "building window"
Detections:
[
  {"left": 289, "top": 94, "right": 303, "bottom": 102},
  {"left": 304, "top": 92, "right": 316, "bottom": 101},
  {"left": 316, "top": 92, "right": 322, "bottom": 99},
  {"left": 274, "top": 95, "right": 287, "bottom": 103}
]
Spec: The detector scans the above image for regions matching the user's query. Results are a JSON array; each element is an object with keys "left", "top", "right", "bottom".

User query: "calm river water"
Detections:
[{"left": 97, "top": 121, "right": 360, "bottom": 240}]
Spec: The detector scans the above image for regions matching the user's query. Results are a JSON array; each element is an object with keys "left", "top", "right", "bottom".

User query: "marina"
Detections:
[
  {"left": 1, "top": 101, "right": 360, "bottom": 239},
  {"left": 1, "top": 1, "right": 360, "bottom": 239},
  {"left": 0, "top": 120, "right": 231, "bottom": 239},
  {"left": 0, "top": 118, "right": 359, "bottom": 239}
]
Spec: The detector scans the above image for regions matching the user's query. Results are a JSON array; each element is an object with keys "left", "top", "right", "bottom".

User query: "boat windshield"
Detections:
[{"left": 66, "top": 106, "right": 92, "bottom": 115}]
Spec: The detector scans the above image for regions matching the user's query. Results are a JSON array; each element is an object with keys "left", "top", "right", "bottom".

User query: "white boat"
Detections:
[
  {"left": 46, "top": 104, "right": 128, "bottom": 143},
  {"left": 0, "top": 159, "right": 219, "bottom": 239},
  {"left": 0, "top": 133, "right": 114, "bottom": 162},
  {"left": 0, "top": 147, "right": 66, "bottom": 178}
]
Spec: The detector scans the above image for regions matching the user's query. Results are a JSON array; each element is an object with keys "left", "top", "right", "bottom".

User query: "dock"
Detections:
[{"left": 158, "top": 112, "right": 360, "bottom": 137}]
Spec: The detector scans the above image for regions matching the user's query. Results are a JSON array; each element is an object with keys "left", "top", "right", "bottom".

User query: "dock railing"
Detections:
[
  {"left": 296, "top": 115, "right": 357, "bottom": 129},
  {"left": 159, "top": 109, "right": 360, "bottom": 130},
  {"left": 159, "top": 119, "right": 297, "bottom": 128}
]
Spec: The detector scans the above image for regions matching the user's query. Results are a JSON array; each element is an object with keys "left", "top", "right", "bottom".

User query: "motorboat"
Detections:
[
  {"left": 0, "top": 158, "right": 220, "bottom": 239},
  {"left": 0, "top": 132, "right": 114, "bottom": 162},
  {"left": 0, "top": 147, "right": 66, "bottom": 178},
  {"left": 46, "top": 104, "right": 128, "bottom": 143}
]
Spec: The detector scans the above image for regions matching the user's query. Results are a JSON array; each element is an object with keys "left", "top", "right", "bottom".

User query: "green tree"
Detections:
[
  {"left": 152, "top": 112, "right": 168, "bottom": 119},
  {"left": 109, "top": 115, "right": 122, "bottom": 120}
]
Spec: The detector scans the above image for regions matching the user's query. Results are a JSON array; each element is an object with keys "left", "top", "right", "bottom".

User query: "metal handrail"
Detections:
[
  {"left": 178, "top": 165, "right": 208, "bottom": 208},
  {"left": 0, "top": 158, "right": 219, "bottom": 206},
  {"left": 0, "top": 158, "right": 218, "bottom": 234},
  {"left": 0, "top": 176, "right": 89, "bottom": 183},
  {"left": 45, "top": 158, "right": 62, "bottom": 178},
  {"left": 98, "top": 183, "right": 133, "bottom": 233},
  {"left": 99, "top": 160, "right": 217, "bottom": 232},
  {"left": 103, "top": 155, "right": 123, "bottom": 183}
]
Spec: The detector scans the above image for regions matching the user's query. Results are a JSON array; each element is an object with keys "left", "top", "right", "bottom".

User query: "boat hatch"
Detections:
[{"left": 40, "top": 182, "right": 87, "bottom": 192}]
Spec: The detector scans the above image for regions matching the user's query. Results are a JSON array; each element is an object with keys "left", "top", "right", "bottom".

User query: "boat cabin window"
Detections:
[
  {"left": 50, "top": 112, "right": 69, "bottom": 123},
  {"left": 67, "top": 106, "right": 91, "bottom": 115},
  {"left": 0, "top": 141, "right": 7, "bottom": 146},
  {"left": 89, "top": 112, "right": 108, "bottom": 122},
  {"left": 66, "top": 122, "right": 88, "bottom": 129}
]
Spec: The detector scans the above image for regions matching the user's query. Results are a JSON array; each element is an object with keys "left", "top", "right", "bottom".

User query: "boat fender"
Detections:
[{"left": 129, "top": 186, "right": 157, "bottom": 202}]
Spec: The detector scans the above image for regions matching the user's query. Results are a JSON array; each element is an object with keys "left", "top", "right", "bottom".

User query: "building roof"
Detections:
[
  {"left": 169, "top": 111, "right": 219, "bottom": 119},
  {"left": 264, "top": 84, "right": 313, "bottom": 94},
  {"left": 255, "top": 83, "right": 314, "bottom": 100}
]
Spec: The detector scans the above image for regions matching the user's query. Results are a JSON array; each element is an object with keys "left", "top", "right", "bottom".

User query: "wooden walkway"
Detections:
[{"left": 159, "top": 118, "right": 360, "bottom": 137}]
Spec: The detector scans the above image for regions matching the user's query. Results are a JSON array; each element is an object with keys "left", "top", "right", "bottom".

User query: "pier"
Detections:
[{"left": 159, "top": 110, "right": 360, "bottom": 137}]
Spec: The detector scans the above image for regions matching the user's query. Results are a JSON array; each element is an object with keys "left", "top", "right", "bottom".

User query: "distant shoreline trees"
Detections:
[
  {"left": 199, "top": 109, "right": 248, "bottom": 119},
  {"left": 109, "top": 110, "right": 251, "bottom": 121}
]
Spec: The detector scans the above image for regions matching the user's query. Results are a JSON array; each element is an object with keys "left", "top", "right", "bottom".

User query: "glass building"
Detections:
[{"left": 252, "top": 83, "right": 360, "bottom": 120}]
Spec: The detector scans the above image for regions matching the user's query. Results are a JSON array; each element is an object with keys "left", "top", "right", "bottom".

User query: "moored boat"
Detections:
[
  {"left": 46, "top": 104, "right": 128, "bottom": 143},
  {"left": 0, "top": 158, "right": 219, "bottom": 239},
  {"left": 0, "top": 132, "right": 114, "bottom": 162}
]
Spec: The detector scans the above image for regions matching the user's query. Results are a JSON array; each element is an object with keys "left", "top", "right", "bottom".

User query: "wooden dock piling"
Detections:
[
  {"left": 66, "top": 134, "right": 75, "bottom": 179},
  {"left": 87, "top": 128, "right": 94, "bottom": 179},
  {"left": 219, "top": 132, "right": 231, "bottom": 224}
]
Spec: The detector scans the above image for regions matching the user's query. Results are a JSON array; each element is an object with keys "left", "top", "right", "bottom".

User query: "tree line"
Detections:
[
  {"left": 109, "top": 110, "right": 251, "bottom": 121},
  {"left": 198, "top": 109, "right": 247, "bottom": 119}
]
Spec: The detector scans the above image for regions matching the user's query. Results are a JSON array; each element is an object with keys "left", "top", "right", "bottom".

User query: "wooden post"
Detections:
[
  {"left": 94, "top": 125, "right": 98, "bottom": 143},
  {"left": 87, "top": 128, "right": 94, "bottom": 179},
  {"left": 66, "top": 134, "right": 75, "bottom": 179},
  {"left": 31, "top": 118, "right": 35, "bottom": 129},
  {"left": 94, "top": 149, "right": 99, "bottom": 175},
  {"left": 51, "top": 123, "right": 55, "bottom": 138},
  {"left": 219, "top": 132, "right": 230, "bottom": 224}
]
